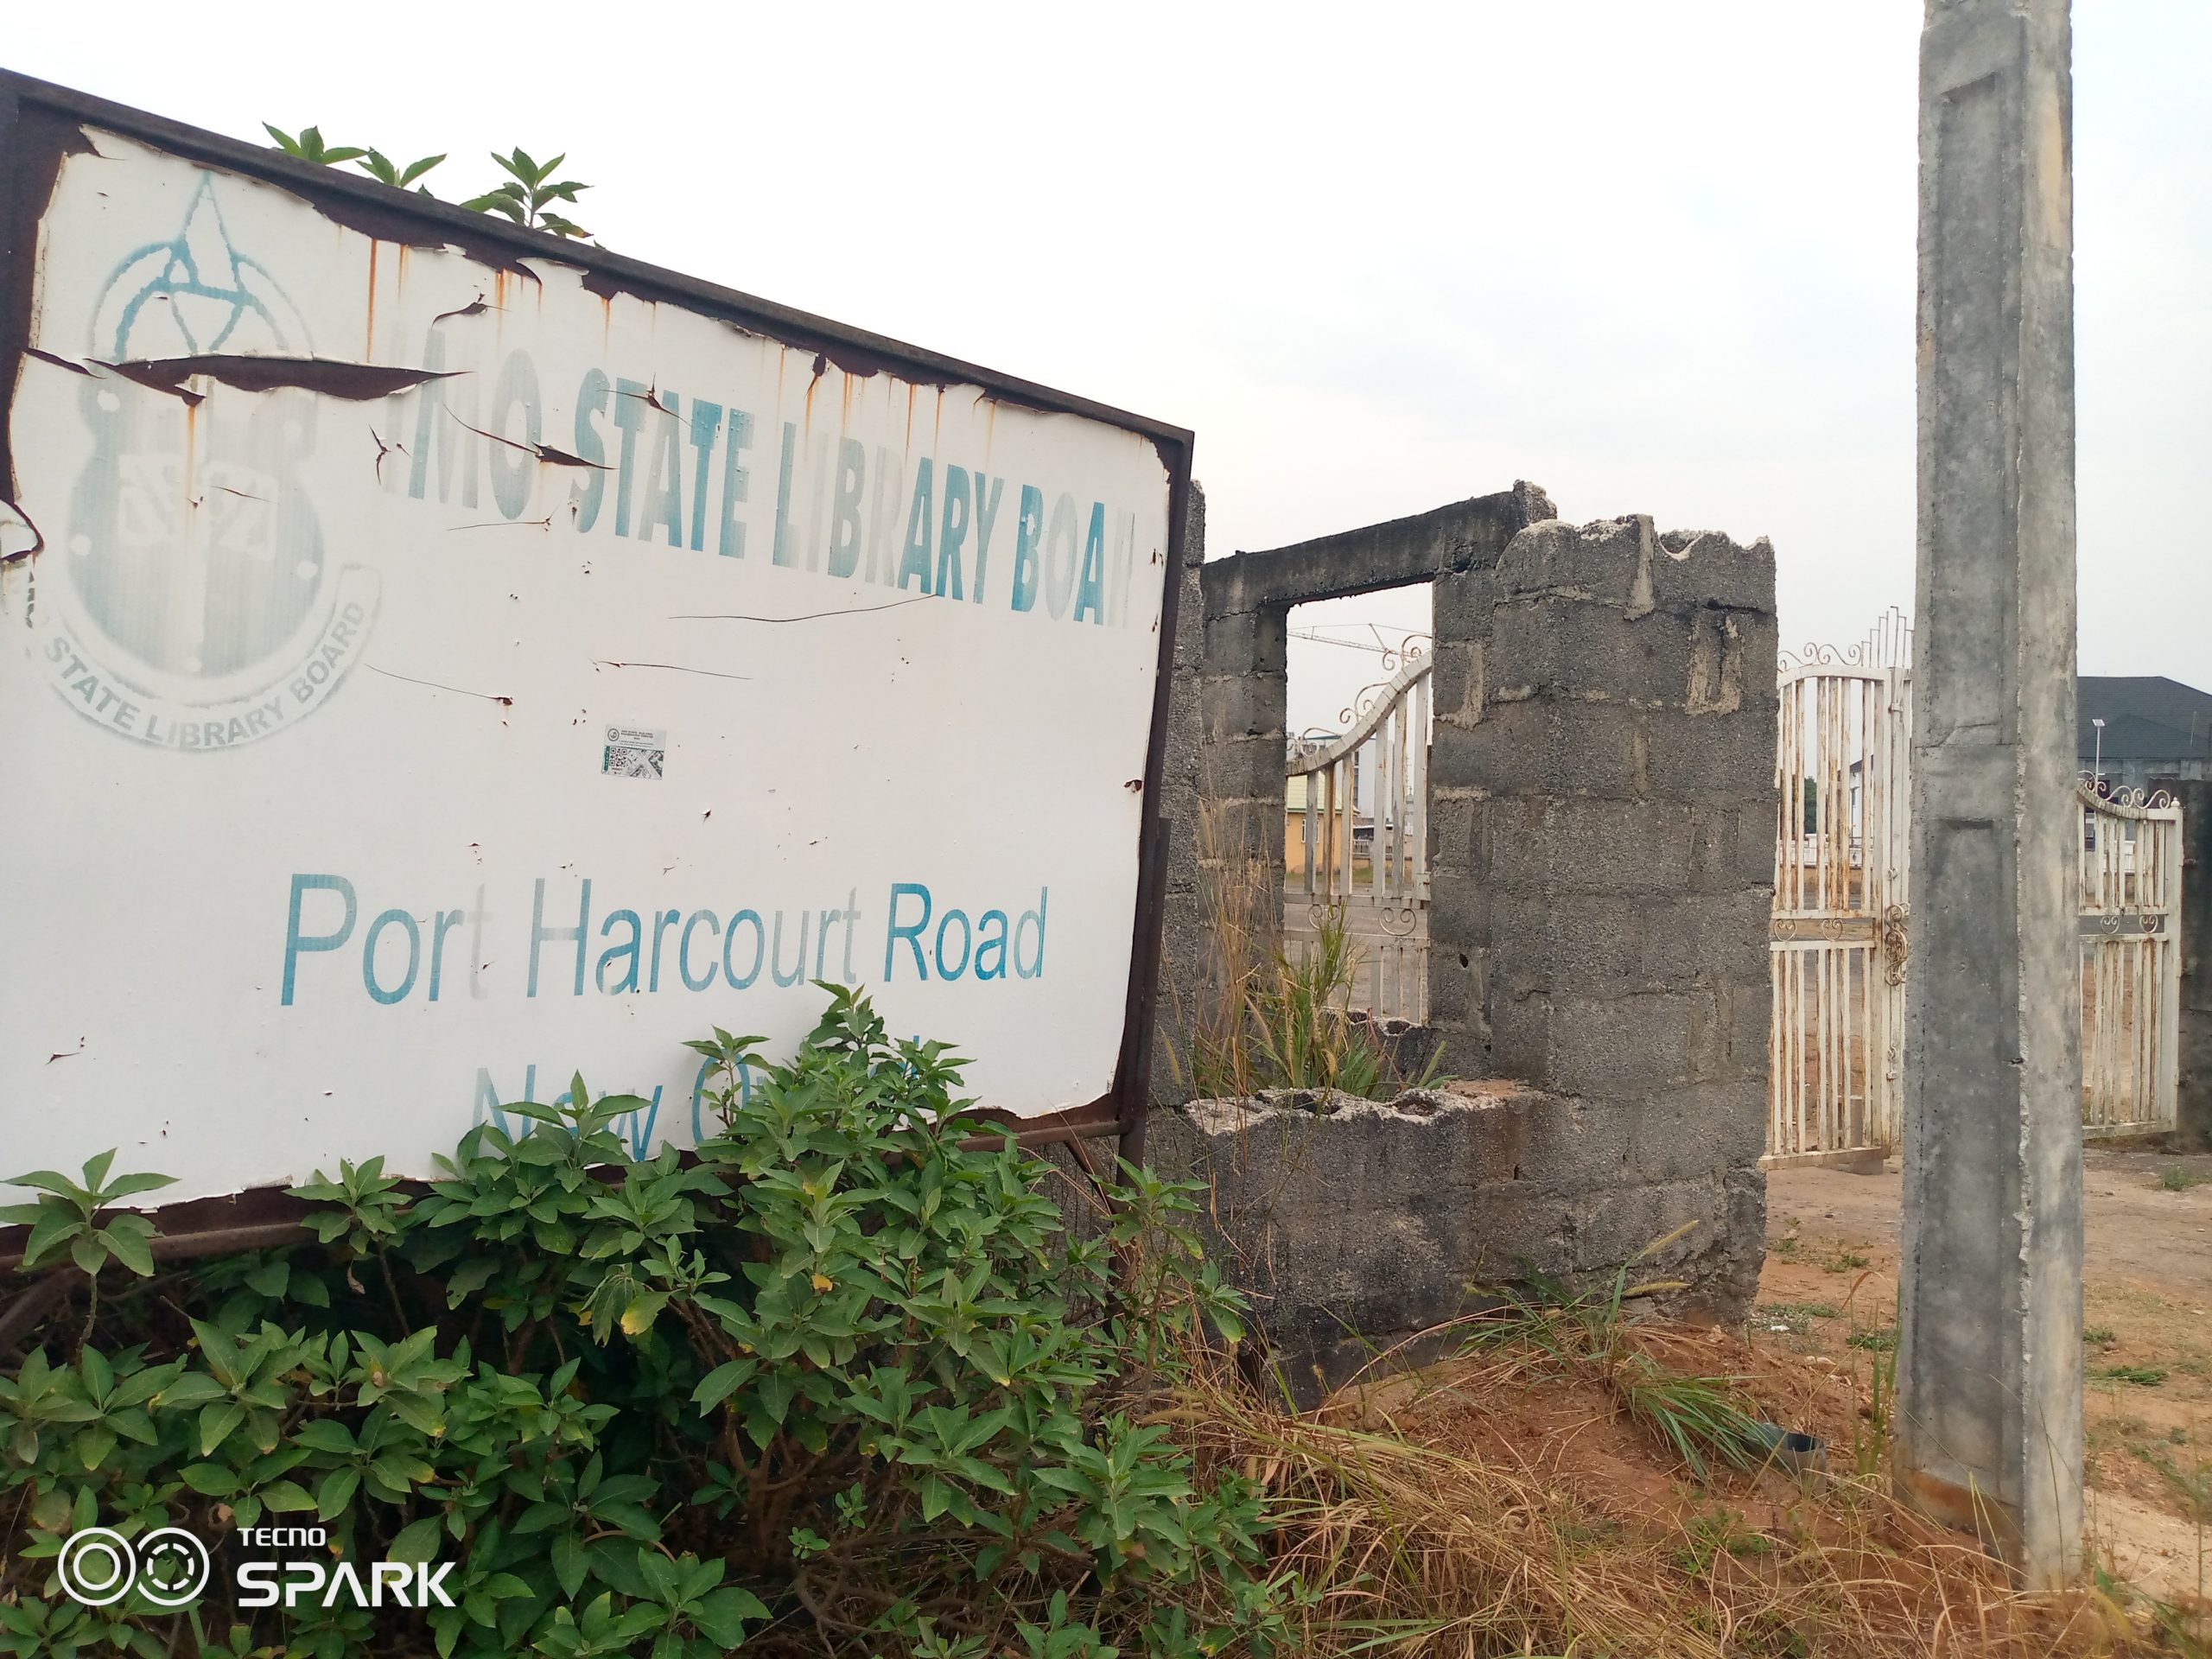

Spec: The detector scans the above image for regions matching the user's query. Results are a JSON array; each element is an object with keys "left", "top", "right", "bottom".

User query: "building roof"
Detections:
[{"left": 2079, "top": 676, "right": 2212, "bottom": 764}]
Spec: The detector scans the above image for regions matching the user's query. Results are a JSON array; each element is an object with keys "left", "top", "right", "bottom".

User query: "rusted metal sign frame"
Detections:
[{"left": 0, "top": 69, "right": 1185, "bottom": 1267}]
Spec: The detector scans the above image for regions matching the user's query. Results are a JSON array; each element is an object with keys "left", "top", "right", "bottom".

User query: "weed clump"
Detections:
[
  {"left": 1179, "top": 805, "right": 1440, "bottom": 1101},
  {"left": 0, "top": 988, "right": 1287, "bottom": 1657}
]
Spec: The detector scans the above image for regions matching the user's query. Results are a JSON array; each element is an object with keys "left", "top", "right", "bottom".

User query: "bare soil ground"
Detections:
[{"left": 1759, "top": 1145, "right": 2212, "bottom": 1602}]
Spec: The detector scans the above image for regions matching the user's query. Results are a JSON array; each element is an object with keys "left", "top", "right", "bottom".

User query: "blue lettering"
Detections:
[
  {"left": 429, "top": 909, "right": 463, "bottom": 1001},
  {"left": 1072, "top": 500, "right": 1107, "bottom": 624},
  {"left": 639, "top": 390, "right": 683, "bottom": 546},
  {"left": 650, "top": 908, "right": 682, "bottom": 991},
  {"left": 723, "top": 909, "right": 766, "bottom": 988},
  {"left": 970, "top": 474, "right": 1005, "bottom": 604},
  {"left": 885, "top": 883, "right": 931, "bottom": 980},
  {"left": 686, "top": 398, "right": 723, "bottom": 551},
  {"left": 572, "top": 368, "right": 611, "bottom": 531},
  {"left": 609, "top": 378, "right": 650, "bottom": 537},
  {"left": 1044, "top": 492, "right": 1079, "bottom": 619},
  {"left": 1009, "top": 484, "right": 1043, "bottom": 612},
  {"left": 282, "top": 874, "right": 356, "bottom": 1007},
  {"left": 772, "top": 421, "right": 799, "bottom": 565},
  {"left": 898, "top": 459, "right": 935, "bottom": 593},
  {"left": 934, "top": 908, "right": 971, "bottom": 980},
  {"left": 529, "top": 878, "right": 592, "bottom": 998},
  {"left": 597, "top": 909, "right": 643, "bottom": 994},
  {"left": 771, "top": 910, "right": 811, "bottom": 988},
  {"left": 679, "top": 909, "right": 721, "bottom": 991},
  {"left": 975, "top": 909, "right": 1009, "bottom": 981},
  {"left": 1014, "top": 889, "right": 1048, "bottom": 980},
  {"left": 620, "top": 1089, "right": 663, "bottom": 1159},
  {"left": 718, "top": 408, "right": 754, "bottom": 557},
  {"left": 935, "top": 464, "right": 969, "bottom": 599},
  {"left": 362, "top": 908, "right": 422, "bottom": 1005},
  {"left": 406, "top": 328, "right": 478, "bottom": 507},
  {"left": 486, "top": 350, "right": 542, "bottom": 521},
  {"left": 827, "top": 439, "right": 866, "bottom": 578}
]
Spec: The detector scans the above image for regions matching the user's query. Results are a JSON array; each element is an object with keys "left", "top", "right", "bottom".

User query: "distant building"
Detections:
[
  {"left": 2079, "top": 676, "right": 2212, "bottom": 795},
  {"left": 1284, "top": 763, "right": 1371, "bottom": 877}
]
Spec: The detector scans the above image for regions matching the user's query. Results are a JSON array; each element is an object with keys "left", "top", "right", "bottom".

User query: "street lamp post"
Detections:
[{"left": 2092, "top": 717, "right": 2105, "bottom": 785}]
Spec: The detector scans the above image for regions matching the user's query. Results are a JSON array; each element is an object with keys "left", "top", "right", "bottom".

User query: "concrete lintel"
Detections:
[{"left": 1198, "top": 482, "right": 1550, "bottom": 619}]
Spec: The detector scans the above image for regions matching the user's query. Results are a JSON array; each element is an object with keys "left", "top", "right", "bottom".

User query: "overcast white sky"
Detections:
[{"left": 8, "top": 2, "right": 2206, "bottom": 733}]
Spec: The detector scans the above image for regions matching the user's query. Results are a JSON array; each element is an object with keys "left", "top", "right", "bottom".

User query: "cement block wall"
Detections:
[
  {"left": 1148, "top": 1083, "right": 1767, "bottom": 1402},
  {"left": 1148, "top": 492, "right": 1779, "bottom": 1391}
]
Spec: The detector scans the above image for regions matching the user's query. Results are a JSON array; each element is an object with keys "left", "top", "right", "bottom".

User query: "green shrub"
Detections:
[{"left": 0, "top": 987, "right": 1292, "bottom": 1657}]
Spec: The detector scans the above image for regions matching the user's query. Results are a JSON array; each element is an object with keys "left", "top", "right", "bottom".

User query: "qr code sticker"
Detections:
[{"left": 602, "top": 726, "right": 666, "bottom": 780}]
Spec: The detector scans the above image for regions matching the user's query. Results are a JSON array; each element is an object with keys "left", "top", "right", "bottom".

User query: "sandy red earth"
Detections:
[{"left": 1757, "top": 1148, "right": 2212, "bottom": 1601}]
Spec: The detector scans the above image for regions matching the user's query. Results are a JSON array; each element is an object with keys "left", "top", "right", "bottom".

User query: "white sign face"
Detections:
[{"left": 0, "top": 127, "right": 1173, "bottom": 1205}]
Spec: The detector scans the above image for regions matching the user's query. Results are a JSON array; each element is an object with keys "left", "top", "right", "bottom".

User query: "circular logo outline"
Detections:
[
  {"left": 57, "top": 1526, "right": 137, "bottom": 1607},
  {"left": 133, "top": 1527, "right": 212, "bottom": 1608}
]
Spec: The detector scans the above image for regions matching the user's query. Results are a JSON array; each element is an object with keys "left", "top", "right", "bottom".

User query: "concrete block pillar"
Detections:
[
  {"left": 2173, "top": 779, "right": 2212, "bottom": 1151},
  {"left": 1896, "top": 0, "right": 2082, "bottom": 1588},
  {"left": 1427, "top": 514, "right": 1778, "bottom": 1313}
]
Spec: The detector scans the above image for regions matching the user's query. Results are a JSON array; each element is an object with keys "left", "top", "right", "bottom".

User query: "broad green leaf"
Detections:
[
  {"left": 259, "top": 1479, "right": 315, "bottom": 1513},
  {"left": 21, "top": 1208, "right": 79, "bottom": 1268},
  {"left": 101, "top": 1220, "right": 156, "bottom": 1277},
  {"left": 199, "top": 1401, "right": 245, "bottom": 1456},
  {"left": 316, "top": 1467, "right": 360, "bottom": 1522},
  {"left": 389, "top": 1514, "right": 444, "bottom": 1565},
  {"left": 550, "top": 1530, "right": 589, "bottom": 1599},
  {"left": 691, "top": 1586, "right": 770, "bottom": 1648},
  {"left": 101, "top": 1171, "right": 177, "bottom": 1200},
  {"left": 690, "top": 1358, "right": 756, "bottom": 1414}
]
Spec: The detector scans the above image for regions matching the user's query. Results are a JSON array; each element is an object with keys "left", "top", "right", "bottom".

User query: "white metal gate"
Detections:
[
  {"left": 1286, "top": 648, "right": 1431, "bottom": 1023},
  {"left": 1768, "top": 611, "right": 1915, "bottom": 1164},
  {"left": 2080, "top": 785, "right": 2183, "bottom": 1135},
  {"left": 1764, "top": 608, "right": 2189, "bottom": 1160}
]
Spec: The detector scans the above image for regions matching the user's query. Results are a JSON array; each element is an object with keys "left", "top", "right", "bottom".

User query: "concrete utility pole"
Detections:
[{"left": 1897, "top": 0, "right": 2083, "bottom": 1588}]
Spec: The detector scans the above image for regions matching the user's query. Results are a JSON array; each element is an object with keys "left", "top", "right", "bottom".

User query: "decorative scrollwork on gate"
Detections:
[
  {"left": 1338, "top": 638, "right": 1429, "bottom": 730},
  {"left": 1373, "top": 632, "right": 1429, "bottom": 676},
  {"left": 1375, "top": 902, "right": 1421, "bottom": 940},
  {"left": 1881, "top": 903, "right": 1910, "bottom": 987},
  {"left": 2078, "top": 775, "right": 2177, "bottom": 812},
  {"left": 1778, "top": 639, "right": 1876, "bottom": 675}
]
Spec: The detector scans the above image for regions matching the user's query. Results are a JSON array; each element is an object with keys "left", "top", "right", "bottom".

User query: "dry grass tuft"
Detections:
[{"left": 1159, "top": 1333, "right": 2175, "bottom": 1658}]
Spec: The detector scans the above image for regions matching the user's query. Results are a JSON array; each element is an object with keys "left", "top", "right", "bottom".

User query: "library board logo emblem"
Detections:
[{"left": 38, "top": 172, "right": 378, "bottom": 751}]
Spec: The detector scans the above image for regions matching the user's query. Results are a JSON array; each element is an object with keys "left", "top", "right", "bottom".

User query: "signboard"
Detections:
[{"left": 0, "top": 73, "right": 1186, "bottom": 1217}]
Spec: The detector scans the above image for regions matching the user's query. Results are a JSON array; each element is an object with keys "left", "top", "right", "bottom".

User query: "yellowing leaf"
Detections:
[{"left": 810, "top": 1274, "right": 835, "bottom": 1293}]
